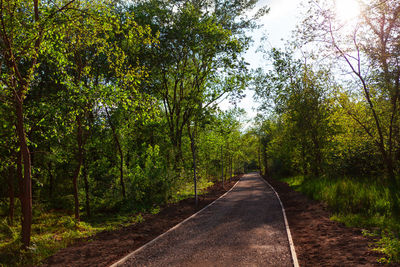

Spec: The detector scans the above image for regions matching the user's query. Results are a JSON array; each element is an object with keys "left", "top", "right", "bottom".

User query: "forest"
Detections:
[
  {"left": 0, "top": 0, "right": 263, "bottom": 265},
  {"left": 0, "top": 0, "right": 399, "bottom": 265}
]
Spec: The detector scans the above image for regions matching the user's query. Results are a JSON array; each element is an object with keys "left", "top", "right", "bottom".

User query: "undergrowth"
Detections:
[
  {"left": 0, "top": 178, "right": 215, "bottom": 267},
  {"left": 0, "top": 210, "right": 145, "bottom": 267},
  {"left": 280, "top": 175, "right": 400, "bottom": 264},
  {"left": 172, "top": 177, "right": 214, "bottom": 202}
]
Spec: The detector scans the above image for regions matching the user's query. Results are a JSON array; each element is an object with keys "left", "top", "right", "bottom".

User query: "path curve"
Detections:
[{"left": 111, "top": 173, "right": 295, "bottom": 267}]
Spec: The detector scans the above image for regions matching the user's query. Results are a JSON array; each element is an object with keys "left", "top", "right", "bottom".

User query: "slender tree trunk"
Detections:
[
  {"left": 229, "top": 156, "right": 232, "bottom": 182},
  {"left": 301, "top": 142, "right": 308, "bottom": 175},
  {"left": 262, "top": 146, "right": 269, "bottom": 178},
  {"left": 8, "top": 166, "right": 15, "bottom": 225},
  {"left": 188, "top": 125, "right": 198, "bottom": 207},
  {"left": 48, "top": 162, "right": 54, "bottom": 199},
  {"left": 258, "top": 142, "right": 262, "bottom": 174},
  {"left": 15, "top": 95, "right": 32, "bottom": 249},
  {"left": 82, "top": 150, "right": 90, "bottom": 218},
  {"left": 119, "top": 151, "right": 125, "bottom": 199},
  {"left": 191, "top": 137, "right": 198, "bottom": 207},
  {"left": 105, "top": 108, "right": 126, "bottom": 199},
  {"left": 72, "top": 115, "right": 83, "bottom": 221},
  {"left": 221, "top": 145, "right": 224, "bottom": 188},
  {"left": 173, "top": 138, "right": 184, "bottom": 172},
  {"left": 310, "top": 128, "right": 323, "bottom": 178}
]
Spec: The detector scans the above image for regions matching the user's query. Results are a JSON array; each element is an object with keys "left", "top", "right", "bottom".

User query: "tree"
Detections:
[
  {"left": 0, "top": 0, "right": 154, "bottom": 246},
  {"left": 299, "top": 0, "right": 400, "bottom": 182},
  {"left": 254, "top": 48, "right": 332, "bottom": 177},
  {"left": 0, "top": 0, "right": 79, "bottom": 248},
  {"left": 132, "top": 0, "right": 260, "bottom": 171}
]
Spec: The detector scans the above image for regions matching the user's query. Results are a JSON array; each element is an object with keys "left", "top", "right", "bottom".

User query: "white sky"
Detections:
[{"left": 219, "top": 0, "right": 302, "bottom": 122}]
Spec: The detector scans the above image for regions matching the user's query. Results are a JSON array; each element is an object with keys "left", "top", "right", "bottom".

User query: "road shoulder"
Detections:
[{"left": 263, "top": 175, "right": 385, "bottom": 266}]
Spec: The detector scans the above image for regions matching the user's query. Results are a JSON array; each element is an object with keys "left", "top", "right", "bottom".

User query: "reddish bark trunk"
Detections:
[{"left": 15, "top": 96, "right": 32, "bottom": 248}]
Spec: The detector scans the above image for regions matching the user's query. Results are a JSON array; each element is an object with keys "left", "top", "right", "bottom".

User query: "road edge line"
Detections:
[
  {"left": 259, "top": 175, "right": 300, "bottom": 267},
  {"left": 109, "top": 178, "right": 242, "bottom": 267}
]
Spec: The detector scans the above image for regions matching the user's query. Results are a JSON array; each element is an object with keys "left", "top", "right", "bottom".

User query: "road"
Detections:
[{"left": 112, "top": 173, "right": 294, "bottom": 267}]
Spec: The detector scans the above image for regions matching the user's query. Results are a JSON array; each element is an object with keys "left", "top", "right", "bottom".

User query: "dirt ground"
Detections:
[
  {"left": 42, "top": 176, "right": 241, "bottom": 267},
  {"left": 43, "top": 174, "right": 394, "bottom": 267},
  {"left": 263, "top": 175, "right": 392, "bottom": 267}
]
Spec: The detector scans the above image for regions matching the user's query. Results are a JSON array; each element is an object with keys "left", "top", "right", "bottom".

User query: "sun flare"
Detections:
[{"left": 335, "top": 0, "right": 361, "bottom": 22}]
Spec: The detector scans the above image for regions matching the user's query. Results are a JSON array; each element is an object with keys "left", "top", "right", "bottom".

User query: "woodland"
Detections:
[{"left": 0, "top": 0, "right": 399, "bottom": 265}]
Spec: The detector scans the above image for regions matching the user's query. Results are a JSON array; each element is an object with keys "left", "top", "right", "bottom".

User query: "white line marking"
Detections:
[
  {"left": 259, "top": 174, "right": 300, "bottom": 267},
  {"left": 109, "top": 178, "right": 242, "bottom": 267}
]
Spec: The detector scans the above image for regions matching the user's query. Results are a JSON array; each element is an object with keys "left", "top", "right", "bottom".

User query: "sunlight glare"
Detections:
[{"left": 335, "top": 0, "right": 361, "bottom": 22}]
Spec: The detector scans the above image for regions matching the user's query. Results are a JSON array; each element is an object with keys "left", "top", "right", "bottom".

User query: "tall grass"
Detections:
[{"left": 281, "top": 175, "right": 400, "bottom": 263}]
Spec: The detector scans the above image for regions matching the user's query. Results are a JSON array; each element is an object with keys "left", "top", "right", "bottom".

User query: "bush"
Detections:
[{"left": 375, "top": 232, "right": 400, "bottom": 264}]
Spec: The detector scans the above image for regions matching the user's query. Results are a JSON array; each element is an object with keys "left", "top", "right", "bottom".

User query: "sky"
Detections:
[{"left": 219, "top": 0, "right": 302, "bottom": 122}]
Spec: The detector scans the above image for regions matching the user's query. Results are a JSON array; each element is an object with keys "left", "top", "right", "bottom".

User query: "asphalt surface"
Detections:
[{"left": 115, "top": 173, "right": 293, "bottom": 267}]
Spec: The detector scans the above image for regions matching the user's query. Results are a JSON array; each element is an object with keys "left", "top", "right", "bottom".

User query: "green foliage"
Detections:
[
  {"left": 127, "top": 145, "right": 170, "bottom": 208},
  {"left": 0, "top": 0, "right": 265, "bottom": 263},
  {"left": 254, "top": 48, "right": 335, "bottom": 178},
  {"left": 281, "top": 175, "right": 400, "bottom": 263},
  {"left": 374, "top": 232, "right": 400, "bottom": 264},
  {"left": 172, "top": 178, "right": 214, "bottom": 203}
]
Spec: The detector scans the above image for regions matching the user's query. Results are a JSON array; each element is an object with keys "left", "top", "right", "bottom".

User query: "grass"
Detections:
[
  {"left": 171, "top": 177, "right": 214, "bottom": 202},
  {"left": 0, "top": 209, "right": 145, "bottom": 267},
  {"left": 279, "top": 175, "right": 400, "bottom": 263},
  {"left": 0, "top": 178, "right": 215, "bottom": 267}
]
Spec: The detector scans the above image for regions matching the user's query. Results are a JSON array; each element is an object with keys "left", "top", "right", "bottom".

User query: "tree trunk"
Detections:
[
  {"left": 258, "top": 143, "right": 262, "bottom": 174},
  {"left": 105, "top": 108, "right": 126, "bottom": 199},
  {"left": 191, "top": 137, "right": 198, "bottom": 207},
  {"left": 262, "top": 144, "right": 269, "bottom": 178},
  {"left": 311, "top": 132, "right": 322, "bottom": 178},
  {"left": 173, "top": 138, "right": 184, "bottom": 172},
  {"left": 15, "top": 96, "right": 32, "bottom": 249},
  {"left": 188, "top": 125, "right": 198, "bottom": 207},
  {"left": 301, "top": 142, "right": 308, "bottom": 175},
  {"left": 229, "top": 156, "right": 232, "bottom": 182},
  {"left": 48, "top": 162, "right": 54, "bottom": 199},
  {"left": 221, "top": 146, "right": 224, "bottom": 188},
  {"left": 82, "top": 150, "right": 90, "bottom": 218},
  {"left": 16, "top": 99, "right": 32, "bottom": 246},
  {"left": 72, "top": 115, "right": 83, "bottom": 221}
]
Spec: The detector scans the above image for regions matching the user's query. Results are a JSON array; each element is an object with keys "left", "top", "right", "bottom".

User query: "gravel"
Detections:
[{"left": 117, "top": 173, "right": 293, "bottom": 267}]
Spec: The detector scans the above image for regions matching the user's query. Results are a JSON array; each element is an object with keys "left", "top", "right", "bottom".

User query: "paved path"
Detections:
[{"left": 114, "top": 173, "right": 293, "bottom": 266}]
